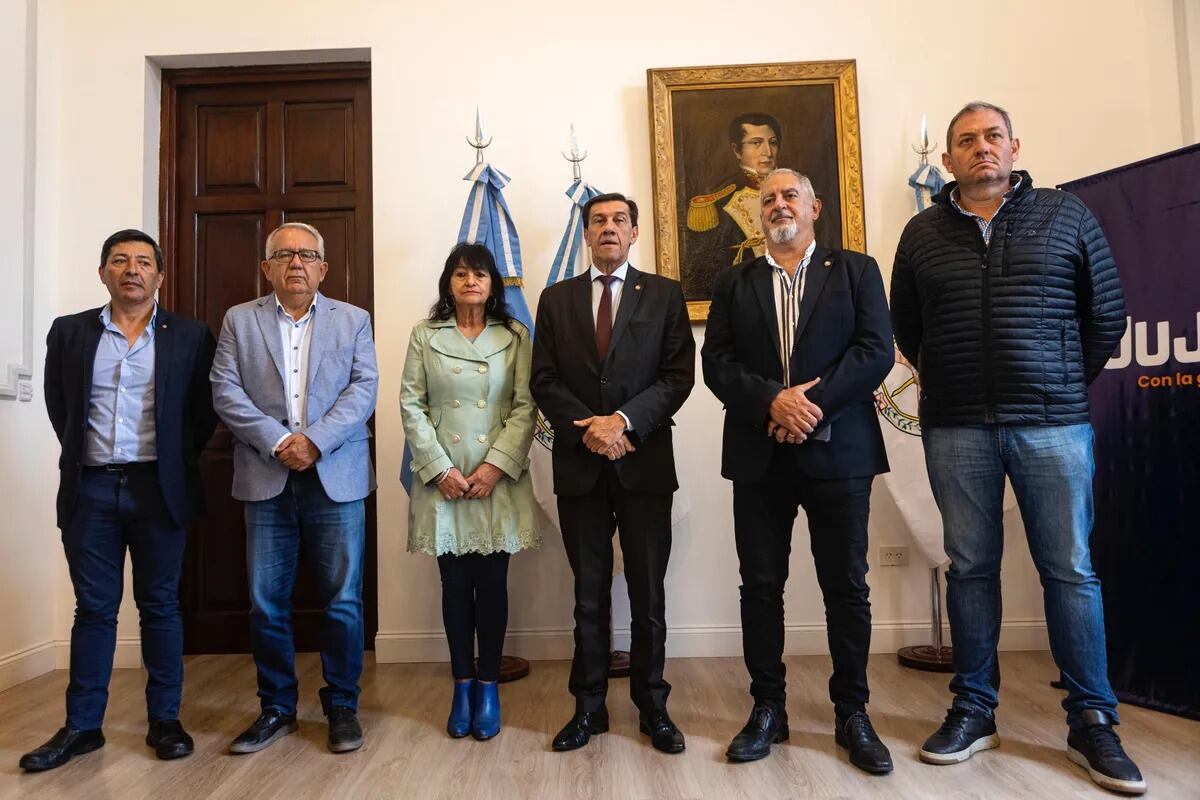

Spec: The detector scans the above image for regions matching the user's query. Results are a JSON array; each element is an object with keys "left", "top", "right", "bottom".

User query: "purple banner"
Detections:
[{"left": 1061, "top": 144, "right": 1200, "bottom": 719}]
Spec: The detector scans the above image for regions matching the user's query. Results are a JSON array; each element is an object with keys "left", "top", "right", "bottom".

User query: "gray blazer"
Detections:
[{"left": 211, "top": 292, "right": 379, "bottom": 503}]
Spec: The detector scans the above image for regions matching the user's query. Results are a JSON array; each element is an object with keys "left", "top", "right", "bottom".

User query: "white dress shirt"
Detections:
[
  {"left": 588, "top": 261, "right": 632, "bottom": 432},
  {"left": 272, "top": 293, "right": 317, "bottom": 455}
]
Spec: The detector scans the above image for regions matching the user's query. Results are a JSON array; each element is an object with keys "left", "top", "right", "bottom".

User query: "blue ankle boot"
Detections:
[
  {"left": 472, "top": 681, "right": 501, "bottom": 740},
  {"left": 447, "top": 680, "right": 474, "bottom": 738}
]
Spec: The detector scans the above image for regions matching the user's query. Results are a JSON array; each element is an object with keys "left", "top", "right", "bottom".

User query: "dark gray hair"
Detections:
[
  {"left": 265, "top": 222, "right": 325, "bottom": 260},
  {"left": 946, "top": 101, "right": 1014, "bottom": 146}
]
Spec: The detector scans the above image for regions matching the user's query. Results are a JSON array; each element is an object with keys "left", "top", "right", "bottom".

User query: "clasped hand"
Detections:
[
  {"left": 275, "top": 433, "right": 320, "bottom": 470},
  {"left": 767, "top": 377, "right": 823, "bottom": 444},
  {"left": 436, "top": 463, "right": 504, "bottom": 501},
  {"left": 574, "top": 414, "right": 636, "bottom": 461}
]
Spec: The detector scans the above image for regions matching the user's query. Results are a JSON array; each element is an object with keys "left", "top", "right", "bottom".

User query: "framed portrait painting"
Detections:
[{"left": 647, "top": 60, "right": 866, "bottom": 321}]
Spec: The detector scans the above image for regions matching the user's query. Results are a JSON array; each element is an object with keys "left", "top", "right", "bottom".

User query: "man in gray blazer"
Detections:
[{"left": 211, "top": 222, "right": 378, "bottom": 755}]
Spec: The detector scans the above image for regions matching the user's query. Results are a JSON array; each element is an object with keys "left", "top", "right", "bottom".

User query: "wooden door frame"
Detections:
[{"left": 158, "top": 61, "right": 378, "bottom": 652}]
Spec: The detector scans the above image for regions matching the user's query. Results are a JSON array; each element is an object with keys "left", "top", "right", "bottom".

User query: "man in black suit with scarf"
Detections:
[
  {"left": 702, "top": 169, "right": 895, "bottom": 774},
  {"left": 531, "top": 192, "right": 694, "bottom": 754}
]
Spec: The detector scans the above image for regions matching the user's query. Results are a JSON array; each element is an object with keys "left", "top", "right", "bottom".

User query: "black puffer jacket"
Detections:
[{"left": 890, "top": 171, "right": 1126, "bottom": 428}]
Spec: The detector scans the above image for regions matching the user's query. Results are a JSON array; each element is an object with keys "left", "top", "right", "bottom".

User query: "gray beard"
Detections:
[{"left": 767, "top": 221, "right": 798, "bottom": 244}]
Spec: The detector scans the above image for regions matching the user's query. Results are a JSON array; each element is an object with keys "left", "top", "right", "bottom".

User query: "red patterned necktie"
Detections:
[{"left": 595, "top": 274, "right": 617, "bottom": 359}]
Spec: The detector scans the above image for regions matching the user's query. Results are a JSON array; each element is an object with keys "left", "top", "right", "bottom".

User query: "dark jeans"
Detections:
[
  {"left": 244, "top": 469, "right": 365, "bottom": 716},
  {"left": 63, "top": 464, "right": 187, "bottom": 730},
  {"left": 733, "top": 462, "right": 873, "bottom": 718},
  {"left": 437, "top": 552, "right": 511, "bottom": 682},
  {"left": 924, "top": 424, "right": 1119, "bottom": 726},
  {"left": 557, "top": 465, "right": 673, "bottom": 713}
]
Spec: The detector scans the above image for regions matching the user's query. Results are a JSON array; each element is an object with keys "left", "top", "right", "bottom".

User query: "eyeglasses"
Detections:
[{"left": 269, "top": 249, "right": 321, "bottom": 264}]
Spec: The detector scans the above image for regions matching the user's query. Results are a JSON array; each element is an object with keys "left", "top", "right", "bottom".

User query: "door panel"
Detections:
[{"left": 161, "top": 63, "right": 374, "bottom": 655}]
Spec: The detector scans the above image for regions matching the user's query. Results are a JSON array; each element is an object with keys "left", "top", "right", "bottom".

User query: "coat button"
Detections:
[
  {"left": 476, "top": 399, "right": 487, "bottom": 408},
  {"left": 478, "top": 365, "right": 488, "bottom": 374},
  {"left": 477, "top": 434, "right": 487, "bottom": 443},
  {"left": 600, "top": 377, "right": 609, "bottom": 385},
  {"left": 452, "top": 400, "right": 461, "bottom": 408},
  {"left": 453, "top": 366, "right": 462, "bottom": 374},
  {"left": 450, "top": 434, "right": 461, "bottom": 443}
]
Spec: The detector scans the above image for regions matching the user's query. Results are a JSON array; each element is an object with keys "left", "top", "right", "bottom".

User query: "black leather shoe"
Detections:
[
  {"left": 327, "top": 707, "right": 364, "bottom": 753},
  {"left": 146, "top": 719, "right": 194, "bottom": 760},
  {"left": 639, "top": 709, "right": 685, "bottom": 754},
  {"left": 919, "top": 706, "right": 999, "bottom": 764},
  {"left": 19, "top": 726, "right": 105, "bottom": 772},
  {"left": 229, "top": 708, "right": 298, "bottom": 754},
  {"left": 835, "top": 711, "right": 892, "bottom": 774},
  {"left": 726, "top": 704, "right": 789, "bottom": 762},
  {"left": 552, "top": 709, "right": 609, "bottom": 751},
  {"left": 1067, "top": 710, "right": 1146, "bottom": 795}
]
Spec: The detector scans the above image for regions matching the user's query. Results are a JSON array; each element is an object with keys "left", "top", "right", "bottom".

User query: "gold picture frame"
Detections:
[{"left": 647, "top": 60, "right": 866, "bottom": 321}]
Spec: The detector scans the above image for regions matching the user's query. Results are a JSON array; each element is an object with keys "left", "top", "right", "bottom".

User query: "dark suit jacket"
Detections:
[
  {"left": 702, "top": 247, "right": 893, "bottom": 484},
  {"left": 44, "top": 306, "right": 218, "bottom": 529},
  {"left": 531, "top": 267, "right": 695, "bottom": 497}
]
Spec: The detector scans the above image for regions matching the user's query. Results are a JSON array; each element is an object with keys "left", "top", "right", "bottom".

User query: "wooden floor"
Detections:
[{"left": 0, "top": 651, "right": 1196, "bottom": 799}]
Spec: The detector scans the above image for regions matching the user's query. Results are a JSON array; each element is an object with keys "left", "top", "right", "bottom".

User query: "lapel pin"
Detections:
[
  {"left": 823, "top": 260, "right": 832, "bottom": 268},
  {"left": 635, "top": 283, "right": 643, "bottom": 291}
]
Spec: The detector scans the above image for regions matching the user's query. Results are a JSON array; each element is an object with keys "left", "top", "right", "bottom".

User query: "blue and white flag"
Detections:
[
  {"left": 908, "top": 163, "right": 946, "bottom": 213},
  {"left": 546, "top": 179, "right": 601, "bottom": 286},
  {"left": 457, "top": 163, "right": 533, "bottom": 329}
]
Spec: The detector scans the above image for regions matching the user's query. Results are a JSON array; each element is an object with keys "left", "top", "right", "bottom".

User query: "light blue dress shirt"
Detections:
[{"left": 84, "top": 303, "right": 157, "bottom": 465}]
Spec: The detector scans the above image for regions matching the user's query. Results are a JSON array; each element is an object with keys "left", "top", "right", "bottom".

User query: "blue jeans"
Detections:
[
  {"left": 63, "top": 465, "right": 187, "bottom": 729},
  {"left": 923, "top": 424, "right": 1119, "bottom": 727},
  {"left": 244, "top": 469, "right": 365, "bottom": 716}
]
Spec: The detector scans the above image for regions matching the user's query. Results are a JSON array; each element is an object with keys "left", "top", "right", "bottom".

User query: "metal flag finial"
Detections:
[
  {"left": 562, "top": 123, "right": 588, "bottom": 181},
  {"left": 466, "top": 107, "right": 493, "bottom": 165},
  {"left": 911, "top": 112, "right": 937, "bottom": 166}
]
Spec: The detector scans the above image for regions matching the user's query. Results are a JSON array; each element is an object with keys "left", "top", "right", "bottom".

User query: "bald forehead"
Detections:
[{"left": 761, "top": 174, "right": 813, "bottom": 201}]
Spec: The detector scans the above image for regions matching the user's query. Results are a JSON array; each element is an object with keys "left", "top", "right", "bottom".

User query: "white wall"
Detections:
[{"left": 4, "top": 0, "right": 1190, "bottom": 685}]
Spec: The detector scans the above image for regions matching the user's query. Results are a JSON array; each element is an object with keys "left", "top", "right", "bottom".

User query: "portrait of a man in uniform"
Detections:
[{"left": 648, "top": 61, "right": 866, "bottom": 318}]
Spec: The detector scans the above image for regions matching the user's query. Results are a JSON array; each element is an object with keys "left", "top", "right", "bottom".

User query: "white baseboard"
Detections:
[
  {"left": 52, "top": 637, "right": 144, "bottom": 671},
  {"left": 374, "top": 619, "right": 1049, "bottom": 664},
  {"left": 0, "top": 641, "right": 57, "bottom": 692}
]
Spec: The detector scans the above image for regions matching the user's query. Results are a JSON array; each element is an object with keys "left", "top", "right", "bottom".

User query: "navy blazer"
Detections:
[
  {"left": 44, "top": 306, "right": 218, "bottom": 529},
  {"left": 702, "top": 247, "right": 894, "bottom": 483}
]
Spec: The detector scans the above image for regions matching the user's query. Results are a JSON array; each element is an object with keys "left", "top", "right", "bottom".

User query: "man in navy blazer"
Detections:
[
  {"left": 211, "top": 222, "right": 378, "bottom": 756},
  {"left": 21, "top": 229, "right": 217, "bottom": 773},
  {"left": 702, "top": 170, "right": 895, "bottom": 774}
]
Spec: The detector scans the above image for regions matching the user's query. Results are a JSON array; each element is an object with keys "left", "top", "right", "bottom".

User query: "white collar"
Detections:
[
  {"left": 764, "top": 239, "right": 816, "bottom": 273},
  {"left": 588, "top": 262, "right": 630, "bottom": 282}
]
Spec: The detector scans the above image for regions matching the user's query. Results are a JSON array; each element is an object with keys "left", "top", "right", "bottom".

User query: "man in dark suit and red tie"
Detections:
[
  {"left": 531, "top": 192, "right": 695, "bottom": 754},
  {"left": 702, "top": 169, "right": 895, "bottom": 774},
  {"left": 23, "top": 229, "right": 217, "bottom": 772}
]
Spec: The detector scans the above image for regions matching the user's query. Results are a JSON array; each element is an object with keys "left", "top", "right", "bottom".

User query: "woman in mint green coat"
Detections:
[{"left": 400, "top": 243, "right": 539, "bottom": 742}]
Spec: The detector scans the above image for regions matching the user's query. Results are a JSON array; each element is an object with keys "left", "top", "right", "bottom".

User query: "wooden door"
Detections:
[{"left": 159, "top": 63, "right": 375, "bottom": 654}]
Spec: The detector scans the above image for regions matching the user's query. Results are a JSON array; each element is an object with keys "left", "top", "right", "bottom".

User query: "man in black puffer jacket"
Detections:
[{"left": 891, "top": 102, "right": 1145, "bottom": 796}]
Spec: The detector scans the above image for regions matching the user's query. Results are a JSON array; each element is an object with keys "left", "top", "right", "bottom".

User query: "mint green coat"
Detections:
[{"left": 400, "top": 318, "right": 540, "bottom": 556}]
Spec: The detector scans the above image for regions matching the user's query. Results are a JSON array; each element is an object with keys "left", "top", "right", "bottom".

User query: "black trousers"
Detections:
[
  {"left": 557, "top": 465, "right": 673, "bottom": 713},
  {"left": 436, "top": 552, "right": 511, "bottom": 682},
  {"left": 733, "top": 454, "right": 873, "bottom": 717}
]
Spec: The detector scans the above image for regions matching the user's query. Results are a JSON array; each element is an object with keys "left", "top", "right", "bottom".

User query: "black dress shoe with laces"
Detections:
[
  {"left": 1066, "top": 710, "right": 1146, "bottom": 795},
  {"left": 919, "top": 706, "right": 999, "bottom": 764},
  {"left": 638, "top": 709, "right": 685, "bottom": 754},
  {"left": 552, "top": 709, "right": 609, "bottom": 751},
  {"left": 327, "top": 707, "right": 364, "bottom": 753},
  {"left": 835, "top": 711, "right": 892, "bottom": 774},
  {"left": 19, "top": 726, "right": 105, "bottom": 772},
  {"left": 726, "top": 704, "right": 789, "bottom": 762},
  {"left": 229, "top": 708, "right": 298, "bottom": 754},
  {"left": 146, "top": 719, "right": 194, "bottom": 760}
]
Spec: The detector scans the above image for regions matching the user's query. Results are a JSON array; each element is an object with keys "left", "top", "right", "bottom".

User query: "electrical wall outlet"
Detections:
[{"left": 879, "top": 546, "right": 909, "bottom": 567}]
